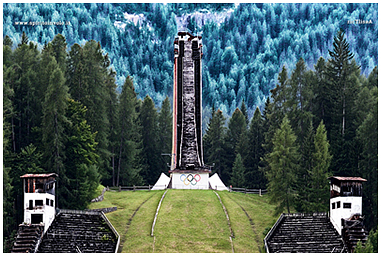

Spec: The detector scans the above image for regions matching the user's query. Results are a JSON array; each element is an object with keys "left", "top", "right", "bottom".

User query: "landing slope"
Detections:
[
  {"left": 152, "top": 189, "right": 232, "bottom": 253},
  {"left": 89, "top": 189, "right": 278, "bottom": 253}
]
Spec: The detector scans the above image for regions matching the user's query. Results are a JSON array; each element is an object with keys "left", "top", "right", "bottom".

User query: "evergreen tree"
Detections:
[
  {"left": 309, "top": 121, "right": 332, "bottom": 212},
  {"left": 326, "top": 29, "right": 360, "bottom": 176},
  {"left": 295, "top": 120, "right": 315, "bottom": 212},
  {"left": 264, "top": 116, "right": 300, "bottom": 214},
  {"left": 3, "top": 78, "right": 15, "bottom": 252},
  {"left": 41, "top": 62, "right": 69, "bottom": 208},
  {"left": 203, "top": 109, "right": 227, "bottom": 181},
  {"left": 158, "top": 96, "right": 172, "bottom": 173},
  {"left": 240, "top": 99, "right": 249, "bottom": 126},
  {"left": 81, "top": 40, "right": 111, "bottom": 181},
  {"left": 227, "top": 108, "right": 247, "bottom": 155},
  {"left": 12, "top": 34, "right": 41, "bottom": 152},
  {"left": 287, "top": 57, "right": 314, "bottom": 145},
  {"left": 50, "top": 34, "right": 67, "bottom": 72},
  {"left": 105, "top": 70, "right": 119, "bottom": 187},
  {"left": 245, "top": 107, "right": 266, "bottom": 188},
  {"left": 42, "top": 62, "right": 68, "bottom": 173},
  {"left": 139, "top": 95, "right": 161, "bottom": 185},
  {"left": 231, "top": 153, "right": 246, "bottom": 187},
  {"left": 225, "top": 108, "right": 247, "bottom": 182},
  {"left": 116, "top": 77, "right": 143, "bottom": 186},
  {"left": 61, "top": 99, "right": 100, "bottom": 209},
  {"left": 356, "top": 86, "right": 378, "bottom": 230}
]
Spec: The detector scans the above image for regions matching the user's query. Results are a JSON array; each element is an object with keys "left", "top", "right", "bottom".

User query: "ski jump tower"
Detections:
[{"left": 169, "top": 32, "right": 210, "bottom": 189}]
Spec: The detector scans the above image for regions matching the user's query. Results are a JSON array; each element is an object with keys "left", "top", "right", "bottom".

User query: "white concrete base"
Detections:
[{"left": 171, "top": 173, "right": 209, "bottom": 189}]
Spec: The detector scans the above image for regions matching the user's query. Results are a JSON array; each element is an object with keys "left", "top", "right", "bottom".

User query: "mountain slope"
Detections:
[{"left": 3, "top": 3, "right": 377, "bottom": 116}]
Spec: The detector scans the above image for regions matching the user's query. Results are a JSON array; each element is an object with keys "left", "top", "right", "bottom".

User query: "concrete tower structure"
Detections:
[
  {"left": 170, "top": 32, "right": 210, "bottom": 189},
  {"left": 328, "top": 176, "right": 367, "bottom": 234},
  {"left": 21, "top": 173, "right": 58, "bottom": 233}
]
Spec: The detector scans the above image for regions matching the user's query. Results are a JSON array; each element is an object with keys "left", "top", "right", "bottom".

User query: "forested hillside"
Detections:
[
  {"left": 3, "top": 3, "right": 378, "bottom": 116},
  {"left": 3, "top": 3, "right": 378, "bottom": 252}
]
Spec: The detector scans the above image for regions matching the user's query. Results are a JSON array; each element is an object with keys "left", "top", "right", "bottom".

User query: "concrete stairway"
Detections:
[
  {"left": 11, "top": 224, "right": 44, "bottom": 253},
  {"left": 342, "top": 217, "right": 368, "bottom": 252},
  {"left": 265, "top": 213, "right": 346, "bottom": 253},
  {"left": 37, "top": 211, "right": 117, "bottom": 253}
]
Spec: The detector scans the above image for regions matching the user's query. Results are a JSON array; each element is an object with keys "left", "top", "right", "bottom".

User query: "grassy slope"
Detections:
[
  {"left": 219, "top": 191, "right": 278, "bottom": 253},
  {"left": 89, "top": 189, "right": 278, "bottom": 253},
  {"left": 153, "top": 190, "right": 232, "bottom": 253},
  {"left": 88, "top": 189, "right": 165, "bottom": 252}
]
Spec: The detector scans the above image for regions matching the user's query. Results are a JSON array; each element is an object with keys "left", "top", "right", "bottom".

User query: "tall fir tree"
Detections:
[
  {"left": 105, "top": 70, "right": 119, "bottom": 187},
  {"left": 245, "top": 107, "right": 266, "bottom": 188},
  {"left": 356, "top": 86, "right": 378, "bottom": 230},
  {"left": 61, "top": 99, "right": 100, "bottom": 209},
  {"left": 326, "top": 29, "right": 360, "bottom": 177},
  {"left": 116, "top": 77, "right": 143, "bottom": 186},
  {"left": 225, "top": 108, "right": 247, "bottom": 183},
  {"left": 264, "top": 116, "right": 300, "bottom": 214},
  {"left": 231, "top": 153, "right": 246, "bottom": 187},
  {"left": 139, "top": 95, "right": 161, "bottom": 185},
  {"left": 41, "top": 62, "right": 69, "bottom": 207},
  {"left": 81, "top": 40, "right": 111, "bottom": 181},
  {"left": 203, "top": 109, "right": 227, "bottom": 182},
  {"left": 12, "top": 33, "right": 40, "bottom": 152},
  {"left": 158, "top": 96, "right": 172, "bottom": 173},
  {"left": 309, "top": 121, "right": 332, "bottom": 212}
]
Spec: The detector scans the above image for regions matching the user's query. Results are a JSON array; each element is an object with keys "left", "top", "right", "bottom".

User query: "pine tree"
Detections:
[
  {"left": 326, "top": 29, "right": 360, "bottom": 176},
  {"left": 105, "top": 70, "right": 119, "bottom": 187},
  {"left": 116, "top": 77, "right": 143, "bottom": 186},
  {"left": 3, "top": 78, "right": 15, "bottom": 252},
  {"left": 231, "top": 153, "right": 246, "bottom": 187},
  {"left": 356, "top": 86, "right": 378, "bottom": 230},
  {"left": 309, "top": 120, "right": 332, "bottom": 212},
  {"left": 240, "top": 99, "right": 249, "bottom": 126},
  {"left": 245, "top": 107, "right": 266, "bottom": 188},
  {"left": 158, "top": 96, "right": 172, "bottom": 173},
  {"left": 295, "top": 120, "right": 315, "bottom": 212},
  {"left": 81, "top": 40, "right": 111, "bottom": 181},
  {"left": 50, "top": 34, "right": 67, "bottom": 72},
  {"left": 61, "top": 99, "right": 100, "bottom": 209},
  {"left": 265, "top": 116, "right": 300, "bottom": 214},
  {"left": 12, "top": 34, "right": 41, "bottom": 152},
  {"left": 225, "top": 108, "right": 247, "bottom": 182},
  {"left": 139, "top": 95, "right": 160, "bottom": 185},
  {"left": 203, "top": 109, "right": 227, "bottom": 181},
  {"left": 42, "top": 62, "right": 69, "bottom": 208}
]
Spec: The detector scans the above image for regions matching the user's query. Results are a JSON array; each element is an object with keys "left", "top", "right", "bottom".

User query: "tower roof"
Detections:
[
  {"left": 20, "top": 173, "right": 58, "bottom": 179},
  {"left": 328, "top": 176, "right": 367, "bottom": 182}
]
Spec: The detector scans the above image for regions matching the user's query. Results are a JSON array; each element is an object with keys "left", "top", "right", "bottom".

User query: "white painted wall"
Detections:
[
  {"left": 330, "top": 196, "right": 362, "bottom": 234},
  {"left": 171, "top": 173, "right": 209, "bottom": 189},
  {"left": 24, "top": 192, "right": 56, "bottom": 233}
]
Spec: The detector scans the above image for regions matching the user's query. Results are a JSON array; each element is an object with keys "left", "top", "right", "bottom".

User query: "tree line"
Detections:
[
  {"left": 203, "top": 29, "right": 377, "bottom": 235},
  {"left": 3, "top": 33, "right": 172, "bottom": 251}
]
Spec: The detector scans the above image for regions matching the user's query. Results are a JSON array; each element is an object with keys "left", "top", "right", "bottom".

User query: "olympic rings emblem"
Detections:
[{"left": 180, "top": 174, "right": 201, "bottom": 186}]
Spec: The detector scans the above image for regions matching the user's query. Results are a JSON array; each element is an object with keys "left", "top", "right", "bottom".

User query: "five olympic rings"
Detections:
[{"left": 180, "top": 174, "right": 201, "bottom": 186}]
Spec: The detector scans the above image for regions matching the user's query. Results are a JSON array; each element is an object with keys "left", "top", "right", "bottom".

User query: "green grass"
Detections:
[
  {"left": 219, "top": 191, "right": 278, "bottom": 253},
  {"left": 152, "top": 190, "right": 232, "bottom": 253},
  {"left": 88, "top": 189, "right": 165, "bottom": 252},
  {"left": 89, "top": 189, "right": 278, "bottom": 253}
]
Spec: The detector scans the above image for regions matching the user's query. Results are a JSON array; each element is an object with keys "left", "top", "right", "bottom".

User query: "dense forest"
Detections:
[
  {"left": 3, "top": 3, "right": 378, "bottom": 118},
  {"left": 3, "top": 3, "right": 378, "bottom": 252}
]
